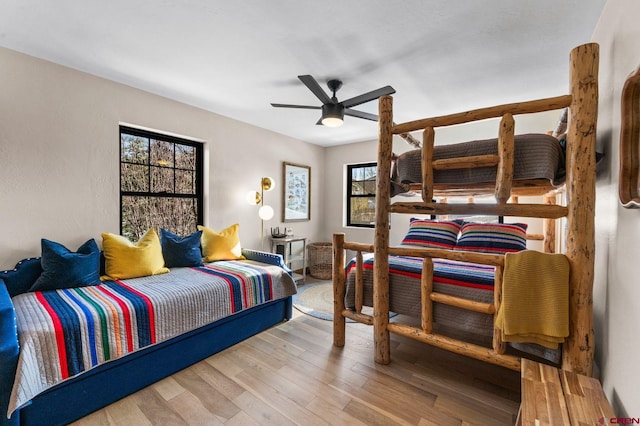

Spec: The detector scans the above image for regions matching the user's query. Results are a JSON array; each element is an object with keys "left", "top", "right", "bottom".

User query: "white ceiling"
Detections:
[{"left": 1, "top": 1, "right": 605, "bottom": 147}]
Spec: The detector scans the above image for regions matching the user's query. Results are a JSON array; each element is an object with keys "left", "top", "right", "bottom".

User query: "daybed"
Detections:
[
  {"left": 333, "top": 43, "right": 598, "bottom": 376},
  {"left": 0, "top": 248, "right": 296, "bottom": 425}
]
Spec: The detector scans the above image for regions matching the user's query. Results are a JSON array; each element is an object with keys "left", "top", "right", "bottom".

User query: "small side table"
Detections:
[{"left": 270, "top": 236, "right": 306, "bottom": 283}]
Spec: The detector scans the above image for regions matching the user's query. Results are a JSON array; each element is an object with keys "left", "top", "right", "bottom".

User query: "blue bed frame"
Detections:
[{"left": 0, "top": 250, "right": 293, "bottom": 426}]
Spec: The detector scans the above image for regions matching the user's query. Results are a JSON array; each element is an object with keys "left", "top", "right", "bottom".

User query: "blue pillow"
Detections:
[
  {"left": 159, "top": 229, "right": 204, "bottom": 267},
  {"left": 30, "top": 239, "right": 101, "bottom": 291},
  {"left": 0, "top": 258, "right": 43, "bottom": 297}
]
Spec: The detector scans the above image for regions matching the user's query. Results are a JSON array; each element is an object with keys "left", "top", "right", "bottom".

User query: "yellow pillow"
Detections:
[
  {"left": 198, "top": 224, "right": 245, "bottom": 262},
  {"left": 101, "top": 229, "right": 169, "bottom": 280}
]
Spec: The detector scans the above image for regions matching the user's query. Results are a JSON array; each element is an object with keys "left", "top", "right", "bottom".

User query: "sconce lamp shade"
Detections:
[
  {"left": 246, "top": 190, "right": 261, "bottom": 205},
  {"left": 261, "top": 177, "right": 274, "bottom": 191},
  {"left": 258, "top": 205, "right": 274, "bottom": 220}
]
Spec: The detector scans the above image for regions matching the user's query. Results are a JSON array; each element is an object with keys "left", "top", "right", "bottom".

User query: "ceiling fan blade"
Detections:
[
  {"left": 341, "top": 85, "right": 396, "bottom": 108},
  {"left": 298, "top": 75, "right": 332, "bottom": 104},
  {"left": 271, "top": 103, "right": 321, "bottom": 109},
  {"left": 345, "top": 108, "right": 379, "bottom": 122}
]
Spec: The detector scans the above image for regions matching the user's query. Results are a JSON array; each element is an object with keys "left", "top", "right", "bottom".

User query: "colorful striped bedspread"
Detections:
[{"left": 8, "top": 260, "right": 296, "bottom": 415}]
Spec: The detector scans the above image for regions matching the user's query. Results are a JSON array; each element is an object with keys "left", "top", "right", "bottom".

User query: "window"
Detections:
[
  {"left": 346, "top": 162, "right": 377, "bottom": 227},
  {"left": 120, "top": 126, "right": 203, "bottom": 240}
]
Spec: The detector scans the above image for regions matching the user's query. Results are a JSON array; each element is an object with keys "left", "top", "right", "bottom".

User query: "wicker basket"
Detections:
[{"left": 307, "top": 242, "right": 333, "bottom": 280}]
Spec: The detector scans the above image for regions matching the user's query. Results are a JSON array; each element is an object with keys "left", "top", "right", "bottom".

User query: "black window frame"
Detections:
[
  {"left": 119, "top": 125, "right": 204, "bottom": 238},
  {"left": 346, "top": 162, "right": 377, "bottom": 228}
]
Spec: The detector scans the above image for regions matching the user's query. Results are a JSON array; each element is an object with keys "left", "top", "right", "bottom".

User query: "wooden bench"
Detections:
[{"left": 519, "top": 358, "right": 615, "bottom": 425}]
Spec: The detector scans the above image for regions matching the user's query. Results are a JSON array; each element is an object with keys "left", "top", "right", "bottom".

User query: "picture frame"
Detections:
[
  {"left": 282, "top": 162, "right": 311, "bottom": 222},
  {"left": 619, "top": 65, "right": 640, "bottom": 208}
]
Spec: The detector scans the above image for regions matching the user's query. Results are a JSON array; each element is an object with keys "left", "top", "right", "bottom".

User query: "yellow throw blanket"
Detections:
[{"left": 495, "top": 250, "right": 569, "bottom": 349}]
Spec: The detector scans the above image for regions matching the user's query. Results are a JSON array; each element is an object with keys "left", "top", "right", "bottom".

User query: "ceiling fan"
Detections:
[{"left": 271, "top": 75, "right": 396, "bottom": 127}]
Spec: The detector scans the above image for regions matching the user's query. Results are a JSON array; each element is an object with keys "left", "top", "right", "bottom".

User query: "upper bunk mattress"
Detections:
[
  {"left": 8, "top": 260, "right": 296, "bottom": 415},
  {"left": 391, "top": 133, "right": 565, "bottom": 196}
]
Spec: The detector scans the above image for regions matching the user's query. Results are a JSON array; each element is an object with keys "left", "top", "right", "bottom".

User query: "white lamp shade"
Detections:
[
  {"left": 321, "top": 116, "right": 343, "bottom": 127},
  {"left": 258, "top": 205, "right": 274, "bottom": 220}
]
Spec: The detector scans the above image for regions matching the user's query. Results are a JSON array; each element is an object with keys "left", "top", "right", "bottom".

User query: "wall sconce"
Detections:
[{"left": 247, "top": 177, "right": 275, "bottom": 248}]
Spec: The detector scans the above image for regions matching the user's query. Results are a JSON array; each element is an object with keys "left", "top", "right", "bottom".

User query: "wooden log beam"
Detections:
[
  {"left": 333, "top": 233, "right": 346, "bottom": 347},
  {"left": 343, "top": 241, "right": 374, "bottom": 253},
  {"left": 421, "top": 127, "right": 435, "bottom": 202},
  {"left": 432, "top": 154, "right": 499, "bottom": 170},
  {"left": 421, "top": 258, "right": 434, "bottom": 333},
  {"left": 374, "top": 95, "right": 394, "bottom": 365},
  {"left": 398, "top": 129, "right": 422, "bottom": 149},
  {"left": 526, "top": 233, "right": 544, "bottom": 241},
  {"left": 495, "top": 113, "right": 515, "bottom": 203},
  {"left": 562, "top": 42, "right": 598, "bottom": 376},
  {"left": 390, "top": 202, "right": 568, "bottom": 219},
  {"left": 342, "top": 309, "right": 374, "bottom": 325},
  {"left": 387, "top": 323, "right": 521, "bottom": 371},
  {"left": 430, "top": 292, "right": 495, "bottom": 315},
  {"left": 389, "top": 245, "right": 504, "bottom": 266},
  {"left": 543, "top": 194, "right": 558, "bottom": 253},
  {"left": 392, "top": 95, "right": 572, "bottom": 134},
  {"left": 355, "top": 251, "right": 364, "bottom": 314}
]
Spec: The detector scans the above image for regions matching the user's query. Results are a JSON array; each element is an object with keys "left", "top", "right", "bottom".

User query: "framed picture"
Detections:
[
  {"left": 619, "top": 65, "right": 640, "bottom": 207},
  {"left": 282, "top": 162, "right": 310, "bottom": 222}
]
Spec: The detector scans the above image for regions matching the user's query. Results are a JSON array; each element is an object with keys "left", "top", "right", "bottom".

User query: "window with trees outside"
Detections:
[
  {"left": 120, "top": 126, "right": 203, "bottom": 240},
  {"left": 346, "top": 162, "right": 377, "bottom": 227}
]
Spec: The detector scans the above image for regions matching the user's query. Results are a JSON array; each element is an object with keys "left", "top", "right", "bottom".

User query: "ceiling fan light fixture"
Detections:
[{"left": 321, "top": 103, "right": 344, "bottom": 127}]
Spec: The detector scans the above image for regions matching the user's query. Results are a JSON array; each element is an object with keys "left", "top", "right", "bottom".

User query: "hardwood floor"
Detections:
[{"left": 72, "top": 310, "right": 521, "bottom": 425}]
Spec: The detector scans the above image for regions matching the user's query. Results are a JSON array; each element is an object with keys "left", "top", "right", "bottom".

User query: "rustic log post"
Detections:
[
  {"left": 421, "top": 127, "right": 435, "bottom": 203},
  {"left": 374, "top": 95, "right": 394, "bottom": 364},
  {"left": 543, "top": 194, "right": 558, "bottom": 253},
  {"left": 333, "top": 233, "right": 346, "bottom": 347},
  {"left": 355, "top": 251, "right": 364, "bottom": 314},
  {"left": 495, "top": 113, "right": 515, "bottom": 203},
  {"left": 563, "top": 43, "right": 598, "bottom": 376},
  {"left": 421, "top": 258, "right": 434, "bottom": 334}
]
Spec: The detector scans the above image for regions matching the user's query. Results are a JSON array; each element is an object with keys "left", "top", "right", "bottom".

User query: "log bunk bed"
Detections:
[{"left": 332, "top": 43, "right": 599, "bottom": 377}]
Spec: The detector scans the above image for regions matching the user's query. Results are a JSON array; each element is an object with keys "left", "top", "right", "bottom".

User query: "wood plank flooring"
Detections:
[{"left": 72, "top": 310, "right": 521, "bottom": 425}]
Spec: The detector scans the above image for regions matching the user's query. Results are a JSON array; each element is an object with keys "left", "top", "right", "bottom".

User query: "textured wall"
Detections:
[
  {"left": 0, "top": 47, "right": 325, "bottom": 269},
  {"left": 591, "top": 0, "right": 640, "bottom": 415}
]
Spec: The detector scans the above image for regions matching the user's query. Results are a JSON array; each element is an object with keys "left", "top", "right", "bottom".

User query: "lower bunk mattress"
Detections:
[
  {"left": 8, "top": 259, "right": 297, "bottom": 416},
  {"left": 344, "top": 253, "right": 560, "bottom": 363}
]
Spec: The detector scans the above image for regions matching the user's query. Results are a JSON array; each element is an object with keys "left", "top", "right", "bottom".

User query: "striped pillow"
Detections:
[
  {"left": 455, "top": 222, "right": 528, "bottom": 254},
  {"left": 401, "top": 218, "right": 462, "bottom": 250}
]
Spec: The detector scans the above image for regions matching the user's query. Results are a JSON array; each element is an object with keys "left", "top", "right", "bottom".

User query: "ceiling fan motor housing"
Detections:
[{"left": 322, "top": 102, "right": 344, "bottom": 120}]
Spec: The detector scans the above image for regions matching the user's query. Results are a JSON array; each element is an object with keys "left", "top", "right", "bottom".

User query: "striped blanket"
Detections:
[{"left": 9, "top": 260, "right": 296, "bottom": 414}]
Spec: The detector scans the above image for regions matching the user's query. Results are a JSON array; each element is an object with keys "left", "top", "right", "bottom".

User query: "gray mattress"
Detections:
[{"left": 391, "top": 133, "right": 565, "bottom": 196}]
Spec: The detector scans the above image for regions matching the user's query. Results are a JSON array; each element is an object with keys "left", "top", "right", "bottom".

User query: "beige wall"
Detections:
[
  {"left": 0, "top": 46, "right": 325, "bottom": 269},
  {"left": 591, "top": 0, "right": 640, "bottom": 415}
]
